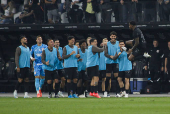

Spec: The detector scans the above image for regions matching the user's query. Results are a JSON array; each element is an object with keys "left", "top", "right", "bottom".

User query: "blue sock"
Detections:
[
  {"left": 35, "top": 78, "right": 40, "bottom": 91},
  {"left": 40, "top": 78, "right": 45, "bottom": 89}
]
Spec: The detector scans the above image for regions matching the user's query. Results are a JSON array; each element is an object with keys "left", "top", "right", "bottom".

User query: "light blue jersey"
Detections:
[
  {"left": 86, "top": 45, "right": 99, "bottom": 68},
  {"left": 64, "top": 45, "right": 78, "bottom": 68},
  {"left": 99, "top": 51, "right": 106, "bottom": 70},
  {"left": 19, "top": 45, "right": 30, "bottom": 68},
  {"left": 105, "top": 41, "right": 119, "bottom": 64},
  {"left": 117, "top": 49, "right": 132, "bottom": 71},
  {"left": 78, "top": 48, "right": 87, "bottom": 71},
  {"left": 31, "top": 44, "right": 47, "bottom": 76},
  {"left": 42, "top": 47, "right": 58, "bottom": 71},
  {"left": 56, "top": 47, "right": 64, "bottom": 70}
]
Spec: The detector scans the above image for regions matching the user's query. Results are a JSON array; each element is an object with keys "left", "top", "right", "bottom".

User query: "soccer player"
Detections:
[
  {"left": 99, "top": 38, "right": 108, "bottom": 97},
  {"left": 87, "top": 38, "right": 105, "bottom": 98},
  {"left": 105, "top": 31, "right": 119, "bottom": 97},
  {"left": 14, "top": 36, "right": 32, "bottom": 98},
  {"left": 125, "top": 21, "right": 146, "bottom": 61},
  {"left": 77, "top": 39, "right": 88, "bottom": 98},
  {"left": 30, "top": 35, "right": 47, "bottom": 98},
  {"left": 63, "top": 36, "right": 80, "bottom": 98},
  {"left": 75, "top": 40, "right": 80, "bottom": 48},
  {"left": 42, "top": 39, "right": 61, "bottom": 98},
  {"left": 112, "top": 40, "right": 132, "bottom": 98},
  {"left": 54, "top": 39, "right": 65, "bottom": 97}
]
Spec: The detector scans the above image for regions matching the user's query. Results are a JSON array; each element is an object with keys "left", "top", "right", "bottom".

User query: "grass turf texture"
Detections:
[{"left": 0, "top": 97, "right": 170, "bottom": 114}]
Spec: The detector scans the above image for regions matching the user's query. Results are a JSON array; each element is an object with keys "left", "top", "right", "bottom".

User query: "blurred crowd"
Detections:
[{"left": 0, "top": 0, "right": 170, "bottom": 24}]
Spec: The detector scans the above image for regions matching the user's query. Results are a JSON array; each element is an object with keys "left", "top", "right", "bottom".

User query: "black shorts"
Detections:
[
  {"left": 106, "top": 63, "right": 119, "bottom": 73},
  {"left": 118, "top": 70, "right": 132, "bottom": 78},
  {"left": 99, "top": 70, "right": 106, "bottom": 79},
  {"left": 57, "top": 69, "right": 65, "bottom": 78},
  {"left": 45, "top": 70, "right": 59, "bottom": 80},
  {"left": 87, "top": 65, "right": 99, "bottom": 79},
  {"left": 17, "top": 67, "right": 30, "bottom": 79},
  {"left": 78, "top": 70, "right": 88, "bottom": 81},
  {"left": 64, "top": 67, "right": 78, "bottom": 80}
]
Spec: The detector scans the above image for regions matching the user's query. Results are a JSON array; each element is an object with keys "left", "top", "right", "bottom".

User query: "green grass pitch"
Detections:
[{"left": 0, "top": 97, "right": 170, "bottom": 114}]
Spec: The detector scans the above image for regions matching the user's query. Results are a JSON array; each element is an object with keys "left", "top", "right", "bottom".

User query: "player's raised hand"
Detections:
[
  {"left": 70, "top": 51, "right": 76, "bottom": 55},
  {"left": 75, "top": 54, "right": 80, "bottom": 58},
  {"left": 110, "top": 55, "right": 114, "bottom": 59},
  {"left": 46, "top": 60, "right": 49, "bottom": 65}
]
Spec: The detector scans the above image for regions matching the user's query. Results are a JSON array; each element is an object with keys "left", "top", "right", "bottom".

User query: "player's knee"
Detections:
[
  {"left": 61, "top": 77, "right": 66, "bottom": 82},
  {"left": 24, "top": 78, "right": 29, "bottom": 82},
  {"left": 106, "top": 73, "right": 111, "bottom": 77},
  {"left": 117, "top": 77, "right": 122, "bottom": 82},
  {"left": 18, "top": 78, "right": 23, "bottom": 83},
  {"left": 47, "top": 80, "right": 52, "bottom": 84},
  {"left": 73, "top": 78, "right": 78, "bottom": 83},
  {"left": 40, "top": 76, "right": 45, "bottom": 79},
  {"left": 102, "top": 78, "right": 106, "bottom": 82},
  {"left": 67, "top": 79, "right": 71, "bottom": 83},
  {"left": 54, "top": 79, "right": 59, "bottom": 83},
  {"left": 35, "top": 76, "right": 40, "bottom": 78},
  {"left": 114, "top": 73, "right": 118, "bottom": 77},
  {"left": 125, "top": 78, "right": 129, "bottom": 83}
]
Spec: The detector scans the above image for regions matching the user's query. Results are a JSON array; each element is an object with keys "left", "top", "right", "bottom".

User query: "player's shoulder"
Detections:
[
  {"left": 42, "top": 44, "right": 47, "bottom": 48},
  {"left": 31, "top": 44, "right": 37, "bottom": 48}
]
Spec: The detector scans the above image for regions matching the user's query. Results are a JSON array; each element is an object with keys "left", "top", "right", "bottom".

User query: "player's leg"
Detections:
[
  {"left": 14, "top": 76, "right": 23, "bottom": 98},
  {"left": 124, "top": 70, "right": 132, "bottom": 98},
  {"left": 54, "top": 70, "right": 60, "bottom": 98},
  {"left": 93, "top": 66, "right": 101, "bottom": 98},
  {"left": 113, "top": 63, "right": 119, "bottom": 96},
  {"left": 82, "top": 72, "right": 89, "bottom": 97},
  {"left": 58, "top": 69, "right": 65, "bottom": 97},
  {"left": 72, "top": 68, "right": 79, "bottom": 98},
  {"left": 105, "top": 64, "right": 112, "bottom": 96},
  {"left": 24, "top": 68, "right": 32, "bottom": 98},
  {"left": 101, "top": 70, "right": 106, "bottom": 97},
  {"left": 39, "top": 66, "right": 45, "bottom": 97},
  {"left": 34, "top": 65, "right": 41, "bottom": 97},
  {"left": 116, "top": 71, "right": 125, "bottom": 97},
  {"left": 125, "top": 40, "right": 133, "bottom": 47},
  {"left": 77, "top": 71, "right": 82, "bottom": 96},
  {"left": 65, "top": 68, "right": 73, "bottom": 98},
  {"left": 45, "top": 70, "right": 53, "bottom": 98}
]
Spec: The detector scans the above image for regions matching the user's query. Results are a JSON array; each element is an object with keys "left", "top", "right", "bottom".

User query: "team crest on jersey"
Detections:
[{"left": 156, "top": 50, "right": 159, "bottom": 53}]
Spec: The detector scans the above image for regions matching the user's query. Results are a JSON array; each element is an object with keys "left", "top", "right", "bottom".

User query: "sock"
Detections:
[
  {"left": 35, "top": 78, "right": 40, "bottom": 91},
  {"left": 37, "top": 91, "right": 39, "bottom": 94},
  {"left": 108, "top": 91, "right": 110, "bottom": 94},
  {"left": 67, "top": 83, "right": 71, "bottom": 96},
  {"left": 126, "top": 89, "right": 129, "bottom": 94},
  {"left": 91, "top": 86, "right": 93, "bottom": 93},
  {"left": 72, "top": 83, "right": 77, "bottom": 94},
  {"left": 55, "top": 83, "right": 59, "bottom": 95},
  {"left": 105, "top": 77, "right": 111, "bottom": 91},
  {"left": 48, "top": 83, "right": 52, "bottom": 95},
  {"left": 102, "top": 91, "right": 105, "bottom": 95},
  {"left": 82, "top": 86, "right": 86, "bottom": 94},
  {"left": 40, "top": 78, "right": 45, "bottom": 89},
  {"left": 25, "top": 92, "right": 28, "bottom": 96},
  {"left": 15, "top": 81, "right": 22, "bottom": 90},
  {"left": 24, "top": 82, "right": 29, "bottom": 92},
  {"left": 95, "top": 86, "right": 98, "bottom": 93},
  {"left": 120, "top": 87, "right": 125, "bottom": 92},
  {"left": 77, "top": 87, "right": 82, "bottom": 96}
]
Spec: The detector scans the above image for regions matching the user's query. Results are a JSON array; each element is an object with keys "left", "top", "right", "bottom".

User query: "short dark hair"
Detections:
[
  {"left": 119, "top": 40, "right": 124, "bottom": 44},
  {"left": 36, "top": 35, "right": 42, "bottom": 39},
  {"left": 47, "top": 39, "right": 53, "bottom": 44},
  {"left": 20, "top": 35, "right": 26, "bottom": 41},
  {"left": 67, "top": 36, "right": 75, "bottom": 41},
  {"left": 90, "top": 38, "right": 97, "bottom": 44},
  {"left": 129, "top": 21, "right": 136, "bottom": 26},
  {"left": 24, "top": 4, "right": 29, "bottom": 9},
  {"left": 54, "top": 39, "right": 59, "bottom": 42},
  {"left": 110, "top": 31, "right": 117, "bottom": 36},
  {"left": 75, "top": 40, "right": 79, "bottom": 44},
  {"left": 153, "top": 39, "right": 158, "bottom": 42},
  {"left": 79, "top": 39, "right": 86, "bottom": 46}
]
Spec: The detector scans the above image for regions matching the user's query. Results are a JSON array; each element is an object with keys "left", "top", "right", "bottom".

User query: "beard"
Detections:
[{"left": 24, "top": 42, "right": 27, "bottom": 45}]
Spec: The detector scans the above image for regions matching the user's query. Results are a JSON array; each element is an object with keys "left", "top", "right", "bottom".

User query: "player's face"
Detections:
[
  {"left": 110, "top": 35, "right": 116, "bottom": 43},
  {"left": 75, "top": 42, "right": 80, "bottom": 48},
  {"left": 36, "top": 37, "right": 43, "bottom": 44},
  {"left": 69, "top": 38, "right": 75, "bottom": 45},
  {"left": 81, "top": 42, "right": 87, "bottom": 49},
  {"left": 103, "top": 39, "right": 108, "bottom": 45},
  {"left": 93, "top": 40, "right": 97, "bottom": 46},
  {"left": 48, "top": 40, "right": 54, "bottom": 47},
  {"left": 55, "top": 40, "right": 60, "bottom": 47},
  {"left": 119, "top": 42, "right": 125, "bottom": 48},
  {"left": 129, "top": 23, "right": 133, "bottom": 30},
  {"left": 153, "top": 41, "right": 158, "bottom": 47},
  {"left": 21, "top": 37, "right": 27, "bottom": 45}
]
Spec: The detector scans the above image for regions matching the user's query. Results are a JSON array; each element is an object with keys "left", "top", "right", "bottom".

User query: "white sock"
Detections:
[
  {"left": 37, "top": 91, "right": 39, "bottom": 94},
  {"left": 14, "top": 90, "right": 17, "bottom": 93},
  {"left": 25, "top": 92, "right": 28, "bottom": 96}
]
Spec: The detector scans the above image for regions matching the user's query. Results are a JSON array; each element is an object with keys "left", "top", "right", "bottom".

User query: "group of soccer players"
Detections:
[{"left": 13, "top": 21, "right": 147, "bottom": 98}]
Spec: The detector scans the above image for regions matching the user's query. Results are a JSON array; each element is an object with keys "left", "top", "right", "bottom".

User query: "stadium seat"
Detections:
[{"left": 6, "top": 58, "right": 16, "bottom": 80}]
